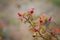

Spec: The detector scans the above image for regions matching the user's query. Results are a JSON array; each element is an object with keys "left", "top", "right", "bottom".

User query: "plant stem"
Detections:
[
  {"left": 23, "top": 16, "right": 47, "bottom": 40},
  {"left": 38, "top": 31, "right": 47, "bottom": 40}
]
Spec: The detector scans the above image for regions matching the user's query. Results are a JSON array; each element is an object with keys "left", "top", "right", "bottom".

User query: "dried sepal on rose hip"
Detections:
[{"left": 42, "top": 14, "right": 48, "bottom": 20}]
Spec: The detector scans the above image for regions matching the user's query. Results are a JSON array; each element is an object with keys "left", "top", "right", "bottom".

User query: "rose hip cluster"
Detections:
[
  {"left": 39, "top": 16, "right": 52, "bottom": 24},
  {"left": 18, "top": 8, "right": 34, "bottom": 17},
  {"left": 17, "top": 8, "right": 60, "bottom": 40}
]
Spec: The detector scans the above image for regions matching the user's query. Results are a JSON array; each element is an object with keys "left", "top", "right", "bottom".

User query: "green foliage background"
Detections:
[{"left": 47, "top": 0, "right": 60, "bottom": 7}]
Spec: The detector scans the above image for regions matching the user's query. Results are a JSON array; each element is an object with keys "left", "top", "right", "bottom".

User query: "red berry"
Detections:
[
  {"left": 40, "top": 18, "right": 43, "bottom": 23},
  {"left": 18, "top": 12, "right": 22, "bottom": 16},
  {"left": 50, "top": 32, "right": 56, "bottom": 36},
  {"left": 34, "top": 29, "right": 38, "bottom": 32},
  {"left": 54, "top": 28, "right": 60, "bottom": 34},
  {"left": 48, "top": 17, "right": 52, "bottom": 22},
  {"left": 0, "top": 23, "right": 5, "bottom": 27},
  {"left": 33, "top": 35, "right": 35, "bottom": 37},
  {"left": 30, "top": 8, "right": 34, "bottom": 14}
]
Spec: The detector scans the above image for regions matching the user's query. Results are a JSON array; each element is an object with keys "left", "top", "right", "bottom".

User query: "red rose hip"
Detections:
[
  {"left": 48, "top": 17, "right": 52, "bottom": 22},
  {"left": 30, "top": 8, "right": 34, "bottom": 14},
  {"left": 39, "top": 18, "right": 43, "bottom": 23},
  {"left": 18, "top": 12, "right": 22, "bottom": 16}
]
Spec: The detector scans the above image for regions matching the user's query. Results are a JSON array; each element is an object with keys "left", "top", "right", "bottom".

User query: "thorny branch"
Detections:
[{"left": 23, "top": 16, "right": 49, "bottom": 40}]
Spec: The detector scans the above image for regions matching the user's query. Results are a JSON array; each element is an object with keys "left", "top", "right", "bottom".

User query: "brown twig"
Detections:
[{"left": 23, "top": 16, "right": 48, "bottom": 40}]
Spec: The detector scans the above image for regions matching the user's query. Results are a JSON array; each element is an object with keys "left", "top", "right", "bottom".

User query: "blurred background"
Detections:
[{"left": 0, "top": 0, "right": 60, "bottom": 40}]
